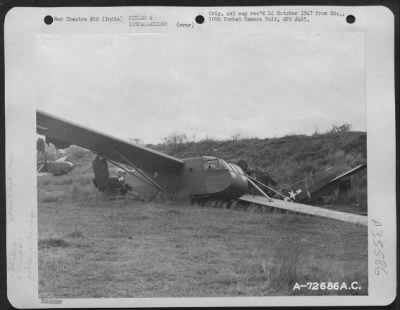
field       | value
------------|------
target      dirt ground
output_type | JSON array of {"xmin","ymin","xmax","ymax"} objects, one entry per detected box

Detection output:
[{"xmin": 38, "ymin": 195, "xmax": 368, "ymax": 298}]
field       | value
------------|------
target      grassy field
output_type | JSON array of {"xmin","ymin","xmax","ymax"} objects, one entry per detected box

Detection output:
[
  {"xmin": 38, "ymin": 194, "xmax": 367, "ymax": 298},
  {"xmin": 38, "ymin": 131, "xmax": 368, "ymax": 298}
]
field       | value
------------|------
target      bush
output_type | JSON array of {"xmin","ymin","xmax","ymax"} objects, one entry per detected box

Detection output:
[{"xmin": 327, "ymin": 123, "xmax": 352, "ymax": 134}]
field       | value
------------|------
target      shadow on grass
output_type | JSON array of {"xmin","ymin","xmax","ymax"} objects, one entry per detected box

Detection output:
[
  {"xmin": 39, "ymin": 229, "xmax": 88, "ymax": 249},
  {"xmin": 39, "ymin": 238, "xmax": 71, "ymax": 249}
]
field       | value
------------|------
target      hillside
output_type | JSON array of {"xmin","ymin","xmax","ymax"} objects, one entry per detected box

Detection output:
[
  {"xmin": 152, "ymin": 130, "xmax": 367, "ymax": 209},
  {"xmin": 154, "ymin": 131, "xmax": 366, "ymax": 182}
]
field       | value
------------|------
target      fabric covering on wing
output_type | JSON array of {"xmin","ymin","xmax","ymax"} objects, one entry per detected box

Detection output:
[
  {"xmin": 36, "ymin": 110, "xmax": 184, "ymax": 174},
  {"xmin": 239, "ymin": 194, "xmax": 367, "ymax": 226}
]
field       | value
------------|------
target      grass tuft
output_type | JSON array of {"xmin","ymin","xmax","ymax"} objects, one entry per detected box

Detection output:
[{"xmin": 65, "ymin": 230, "xmax": 85, "ymax": 239}]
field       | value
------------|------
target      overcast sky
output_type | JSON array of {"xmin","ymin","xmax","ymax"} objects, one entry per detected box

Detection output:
[{"xmin": 34, "ymin": 31, "xmax": 365, "ymax": 144}]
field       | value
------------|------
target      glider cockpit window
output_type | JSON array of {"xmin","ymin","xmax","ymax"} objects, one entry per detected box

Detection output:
[
  {"xmin": 220, "ymin": 160, "xmax": 231, "ymax": 170},
  {"xmin": 222, "ymin": 162, "xmax": 245, "ymax": 175},
  {"xmin": 203, "ymin": 159, "xmax": 218, "ymax": 170},
  {"xmin": 232, "ymin": 164, "xmax": 245, "ymax": 175},
  {"xmin": 230, "ymin": 164, "xmax": 238, "ymax": 173}
]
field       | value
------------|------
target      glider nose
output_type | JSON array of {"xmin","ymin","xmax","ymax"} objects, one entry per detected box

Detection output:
[
  {"xmin": 208, "ymin": 159, "xmax": 248, "ymax": 198},
  {"xmin": 225, "ymin": 171, "xmax": 248, "ymax": 198}
]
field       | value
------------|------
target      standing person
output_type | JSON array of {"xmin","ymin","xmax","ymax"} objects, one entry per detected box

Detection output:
[
  {"xmin": 37, "ymin": 137, "xmax": 45, "ymax": 154},
  {"xmin": 117, "ymin": 169, "xmax": 126, "ymax": 184}
]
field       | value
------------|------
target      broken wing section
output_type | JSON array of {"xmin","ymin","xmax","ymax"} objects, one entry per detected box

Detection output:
[
  {"xmin": 279, "ymin": 164, "xmax": 366, "ymax": 203},
  {"xmin": 239, "ymin": 194, "xmax": 367, "ymax": 226},
  {"xmin": 36, "ymin": 110, "xmax": 184, "ymax": 175},
  {"xmin": 328, "ymin": 164, "xmax": 366, "ymax": 184}
]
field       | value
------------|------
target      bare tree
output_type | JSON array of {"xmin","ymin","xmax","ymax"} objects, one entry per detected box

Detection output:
[
  {"xmin": 129, "ymin": 138, "xmax": 143, "ymax": 145},
  {"xmin": 163, "ymin": 132, "xmax": 188, "ymax": 154},
  {"xmin": 230, "ymin": 132, "xmax": 242, "ymax": 141}
]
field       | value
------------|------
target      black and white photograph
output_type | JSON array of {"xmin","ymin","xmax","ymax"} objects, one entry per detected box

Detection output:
[{"xmin": 4, "ymin": 5, "xmax": 396, "ymax": 307}]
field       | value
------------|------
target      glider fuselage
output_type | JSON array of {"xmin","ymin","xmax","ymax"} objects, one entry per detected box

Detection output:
[
  {"xmin": 179, "ymin": 156, "xmax": 249, "ymax": 199},
  {"xmin": 97, "ymin": 155, "xmax": 249, "ymax": 199}
]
